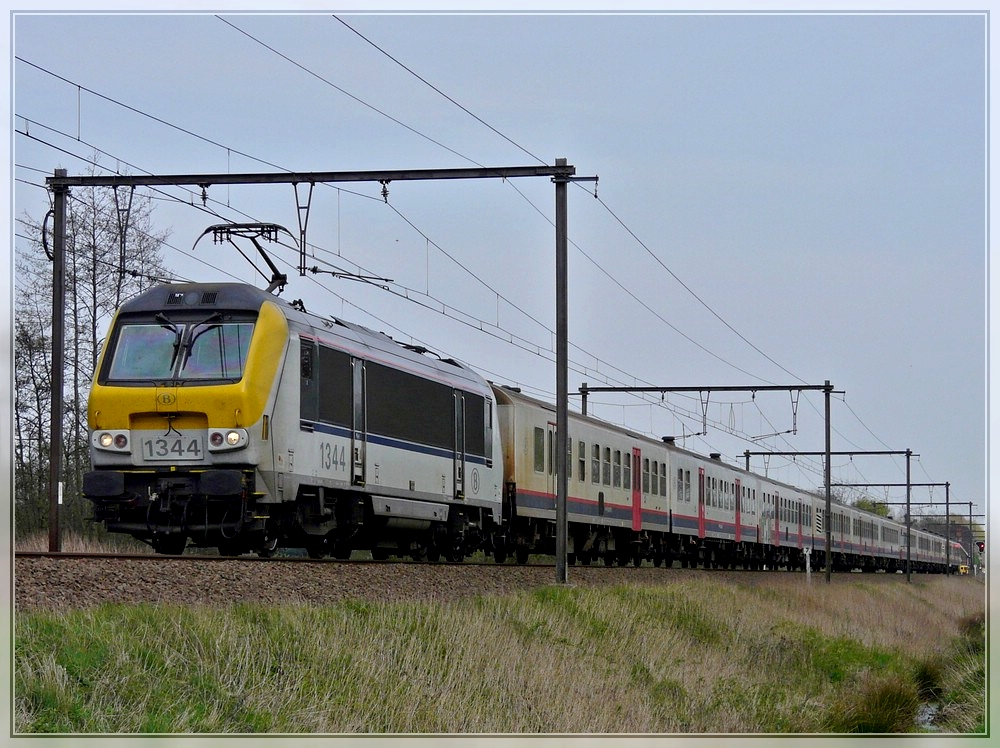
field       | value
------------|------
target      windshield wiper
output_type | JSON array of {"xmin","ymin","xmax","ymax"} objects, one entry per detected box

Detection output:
[
  {"xmin": 180, "ymin": 312, "xmax": 224, "ymax": 372},
  {"xmin": 154, "ymin": 312, "xmax": 182, "ymax": 371}
]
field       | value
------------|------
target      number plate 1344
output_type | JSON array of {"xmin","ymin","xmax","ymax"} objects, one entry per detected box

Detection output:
[{"xmin": 141, "ymin": 433, "xmax": 204, "ymax": 461}]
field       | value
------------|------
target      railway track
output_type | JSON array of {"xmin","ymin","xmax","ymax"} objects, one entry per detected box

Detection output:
[{"xmin": 14, "ymin": 551, "xmax": 916, "ymax": 613}]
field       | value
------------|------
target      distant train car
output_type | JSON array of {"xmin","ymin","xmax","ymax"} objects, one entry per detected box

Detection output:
[
  {"xmin": 492, "ymin": 386, "xmax": 955, "ymax": 574},
  {"xmin": 83, "ymin": 282, "xmax": 503, "ymax": 559}
]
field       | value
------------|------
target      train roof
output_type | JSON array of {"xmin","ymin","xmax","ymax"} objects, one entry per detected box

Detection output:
[{"xmin": 117, "ymin": 282, "xmax": 277, "ymax": 314}]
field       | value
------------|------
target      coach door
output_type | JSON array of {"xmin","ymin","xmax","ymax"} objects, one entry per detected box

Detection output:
[
  {"xmin": 454, "ymin": 393, "xmax": 466, "ymax": 499},
  {"xmin": 351, "ymin": 359, "xmax": 366, "ymax": 486},
  {"xmin": 773, "ymin": 492, "xmax": 781, "ymax": 547},
  {"xmin": 735, "ymin": 479, "xmax": 742, "ymax": 544},
  {"xmin": 631, "ymin": 448, "xmax": 642, "ymax": 531},
  {"xmin": 546, "ymin": 422, "xmax": 558, "ymax": 505},
  {"xmin": 697, "ymin": 467, "xmax": 706, "ymax": 539}
]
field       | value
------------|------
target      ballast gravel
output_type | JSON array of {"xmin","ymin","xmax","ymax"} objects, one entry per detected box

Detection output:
[{"xmin": 13, "ymin": 555, "xmax": 700, "ymax": 611}]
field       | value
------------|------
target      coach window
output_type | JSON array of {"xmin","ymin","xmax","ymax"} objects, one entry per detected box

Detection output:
[
  {"xmin": 366, "ymin": 361, "xmax": 452, "ymax": 449},
  {"xmin": 613, "ymin": 450, "xmax": 622, "ymax": 488},
  {"xmin": 603, "ymin": 447, "xmax": 611, "ymax": 486},
  {"xmin": 463, "ymin": 392, "xmax": 488, "ymax": 462},
  {"xmin": 578, "ymin": 441, "xmax": 586, "ymax": 482},
  {"xmin": 533, "ymin": 427, "xmax": 545, "ymax": 473},
  {"xmin": 651, "ymin": 460, "xmax": 658, "ymax": 494},
  {"xmin": 642, "ymin": 458, "xmax": 650, "ymax": 494},
  {"xmin": 592, "ymin": 444, "xmax": 600, "ymax": 484},
  {"xmin": 623, "ymin": 453, "xmax": 632, "ymax": 493},
  {"xmin": 659, "ymin": 462, "xmax": 667, "ymax": 497},
  {"xmin": 316, "ymin": 345, "xmax": 353, "ymax": 427}
]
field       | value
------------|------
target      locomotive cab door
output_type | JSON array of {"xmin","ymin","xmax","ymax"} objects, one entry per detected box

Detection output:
[{"xmin": 351, "ymin": 359, "xmax": 366, "ymax": 486}]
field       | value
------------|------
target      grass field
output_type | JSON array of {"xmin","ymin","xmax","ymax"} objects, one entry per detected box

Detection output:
[{"xmin": 13, "ymin": 568, "xmax": 986, "ymax": 735}]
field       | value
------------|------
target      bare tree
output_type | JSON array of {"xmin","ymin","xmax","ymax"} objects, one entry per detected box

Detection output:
[{"xmin": 14, "ymin": 161, "xmax": 172, "ymax": 541}]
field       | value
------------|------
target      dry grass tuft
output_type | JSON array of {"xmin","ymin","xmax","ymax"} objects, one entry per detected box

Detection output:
[{"xmin": 822, "ymin": 668, "xmax": 920, "ymax": 733}]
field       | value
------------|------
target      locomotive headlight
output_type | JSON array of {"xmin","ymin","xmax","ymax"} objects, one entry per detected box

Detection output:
[
  {"xmin": 94, "ymin": 430, "xmax": 130, "ymax": 453},
  {"xmin": 208, "ymin": 428, "xmax": 248, "ymax": 452}
]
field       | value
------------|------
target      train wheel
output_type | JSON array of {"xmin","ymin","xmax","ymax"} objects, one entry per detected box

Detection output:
[
  {"xmin": 493, "ymin": 547, "xmax": 508, "ymax": 564},
  {"xmin": 257, "ymin": 536, "xmax": 278, "ymax": 558},
  {"xmin": 152, "ymin": 534, "xmax": 186, "ymax": 555},
  {"xmin": 515, "ymin": 547, "xmax": 530, "ymax": 565},
  {"xmin": 427, "ymin": 546, "xmax": 442, "ymax": 563},
  {"xmin": 632, "ymin": 554, "xmax": 642, "ymax": 568},
  {"xmin": 218, "ymin": 541, "xmax": 244, "ymax": 557},
  {"xmin": 578, "ymin": 551, "xmax": 592, "ymax": 566},
  {"xmin": 306, "ymin": 540, "xmax": 328, "ymax": 559}
]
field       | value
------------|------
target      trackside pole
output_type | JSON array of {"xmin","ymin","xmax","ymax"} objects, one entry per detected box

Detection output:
[
  {"xmin": 48, "ymin": 169, "xmax": 68, "ymax": 552},
  {"xmin": 554, "ymin": 159, "xmax": 569, "ymax": 585}
]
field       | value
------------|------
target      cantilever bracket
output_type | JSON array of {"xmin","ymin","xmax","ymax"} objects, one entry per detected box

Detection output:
[{"xmin": 294, "ymin": 182, "xmax": 314, "ymax": 276}]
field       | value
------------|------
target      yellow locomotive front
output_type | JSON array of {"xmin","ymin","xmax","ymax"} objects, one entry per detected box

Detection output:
[{"xmin": 83, "ymin": 283, "xmax": 287, "ymax": 554}]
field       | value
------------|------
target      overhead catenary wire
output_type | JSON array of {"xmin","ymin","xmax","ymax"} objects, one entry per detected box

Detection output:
[{"xmin": 327, "ymin": 14, "xmax": 803, "ymax": 385}]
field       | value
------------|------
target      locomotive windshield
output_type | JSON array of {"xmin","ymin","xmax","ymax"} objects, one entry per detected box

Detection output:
[{"xmin": 105, "ymin": 316, "xmax": 254, "ymax": 383}]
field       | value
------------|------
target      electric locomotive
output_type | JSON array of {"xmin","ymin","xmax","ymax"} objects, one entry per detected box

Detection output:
[{"xmin": 83, "ymin": 282, "xmax": 504, "ymax": 559}]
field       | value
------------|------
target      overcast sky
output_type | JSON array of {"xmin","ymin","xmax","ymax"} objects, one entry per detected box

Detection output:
[{"xmin": 6, "ymin": 4, "xmax": 991, "ymax": 529}]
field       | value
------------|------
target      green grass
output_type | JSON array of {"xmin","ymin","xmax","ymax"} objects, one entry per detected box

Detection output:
[{"xmin": 14, "ymin": 575, "xmax": 986, "ymax": 734}]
